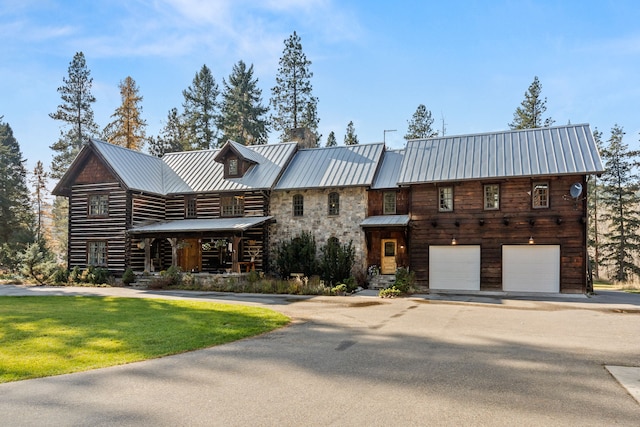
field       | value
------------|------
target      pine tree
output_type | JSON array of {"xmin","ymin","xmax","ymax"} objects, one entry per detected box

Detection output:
[
  {"xmin": 325, "ymin": 131, "xmax": 337, "ymax": 147},
  {"xmin": 587, "ymin": 128, "xmax": 604, "ymax": 279},
  {"xmin": 182, "ymin": 64, "xmax": 220, "ymax": 150},
  {"xmin": 344, "ymin": 121, "xmax": 359, "ymax": 145},
  {"xmin": 29, "ymin": 161, "xmax": 49, "ymax": 244},
  {"xmin": 219, "ymin": 61, "xmax": 269, "ymax": 145},
  {"xmin": 49, "ymin": 196, "xmax": 68, "ymax": 265},
  {"xmin": 103, "ymin": 76, "xmax": 147, "ymax": 150},
  {"xmin": 0, "ymin": 118, "xmax": 35, "ymax": 270},
  {"xmin": 148, "ymin": 108, "xmax": 189, "ymax": 156},
  {"xmin": 509, "ymin": 76, "xmax": 554, "ymax": 130},
  {"xmin": 270, "ymin": 31, "xmax": 319, "ymax": 143},
  {"xmin": 599, "ymin": 125, "xmax": 640, "ymax": 281},
  {"xmin": 405, "ymin": 104, "xmax": 438, "ymax": 139},
  {"xmin": 49, "ymin": 52, "xmax": 100, "ymax": 178}
]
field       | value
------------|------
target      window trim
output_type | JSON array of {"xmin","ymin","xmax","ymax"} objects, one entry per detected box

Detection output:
[
  {"xmin": 483, "ymin": 184, "xmax": 500, "ymax": 210},
  {"xmin": 87, "ymin": 240, "xmax": 108, "ymax": 267},
  {"xmin": 221, "ymin": 195, "xmax": 244, "ymax": 217},
  {"xmin": 532, "ymin": 181, "xmax": 550, "ymax": 209},
  {"xmin": 293, "ymin": 194, "xmax": 304, "ymax": 217},
  {"xmin": 185, "ymin": 195, "xmax": 197, "ymax": 218},
  {"xmin": 328, "ymin": 192, "xmax": 340, "ymax": 216},
  {"xmin": 438, "ymin": 186, "xmax": 453, "ymax": 212},
  {"xmin": 228, "ymin": 158, "xmax": 239, "ymax": 177},
  {"xmin": 383, "ymin": 191, "xmax": 397, "ymax": 215},
  {"xmin": 88, "ymin": 193, "xmax": 109, "ymax": 218}
]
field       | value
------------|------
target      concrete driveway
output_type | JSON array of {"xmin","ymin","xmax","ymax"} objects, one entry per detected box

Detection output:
[{"xmin": 1, "ymin": 285, "xmax": 639, "ymax": 426}]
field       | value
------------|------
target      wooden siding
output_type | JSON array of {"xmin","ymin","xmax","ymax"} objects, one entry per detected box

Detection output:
[
  {"xmin": 129, "ymin": 193, "xmax": 167, "ymax": 272},
  {"xmin": 409, "ymin": 175, "xmax": 588, "ymax": 293},
  {"xmin": 75, "ymin": 154, "xmax": 117, "ymax": 184},
  {"xmin": 166, "ymin": 191, "xmax": 267, "ymax": 220},
  {"xmin": 69, "ymin": 182, "xmax": 127, "ymax": 273},
  {"xmin": 367, "ymin": 188, "xmax": 410, "ymax": 216}
]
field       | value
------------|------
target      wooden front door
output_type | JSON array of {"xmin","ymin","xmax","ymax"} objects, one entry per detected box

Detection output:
[
  {"xmin": 178, "ymin": 239, "xmax": 201, "ymax": 272},
  {"xmin": 381, "ymin": 239, "xmax": 397, "ymax": 274}
]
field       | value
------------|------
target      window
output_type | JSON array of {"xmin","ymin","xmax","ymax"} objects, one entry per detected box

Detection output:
[
  {"xmin": 293, "ymin": 194, "xmax": 304, "ymax": 217},
  {"xmin": 328, "ymin": 192, "xmax": 339, "ymax": 215},
  {"xmin": 185, "ymin": 195, "xmax": 197, "ymax": 218},
  {"xmin": 484, "ymin": 184, "xmax": 500, "ymax": 210},
  {"xmin": 221, "ymin": 195, "xmax": 244, "ymax": 217},
  {"xmin": 383, "ymin": 192, "xmax": 397, "ymax": 215},
  {"xmin": 88, "ymin": 194, "xmax": 109, "ymax": 217},
  {"xmin": 228, "ymin": 158, "xmax": 239, "ymax": 176},
  {"xmin": 439, "ymin": 187, "xmax": 453, "ymax": 212},
  {"xmin": 532, "ymin": 182, "xmax": 549, "ymax": 208},
  {"xmin": 87, "ymin": 241, "xmax": 107, "ymax": 266}
]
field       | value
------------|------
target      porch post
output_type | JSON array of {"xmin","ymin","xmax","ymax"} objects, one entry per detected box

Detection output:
[
  {"xmin": 168, "ymin": 238, "xmax": 178, "ymax": 267},
  {"xmin": 232, "ymin": 236, "xmax": 242, "ymax": 273},
  {"xmin": 143, "ymin": 238, "xmax": 152, "ymax": 272}
]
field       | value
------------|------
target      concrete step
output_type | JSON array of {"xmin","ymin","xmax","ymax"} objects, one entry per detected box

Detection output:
[{"xmin": 369, "ymin": 274, "xmax": 396, "ymax": 290}]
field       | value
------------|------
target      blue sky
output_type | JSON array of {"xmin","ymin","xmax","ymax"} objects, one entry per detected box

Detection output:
[{"xmin": 2, "ymin": 0, "xmax": 640, "ymax": 173}]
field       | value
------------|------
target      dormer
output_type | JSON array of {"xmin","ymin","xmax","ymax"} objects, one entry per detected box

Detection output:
[{"xmin": 214, "ymin": 140, "xmax": 261, "ymax": 179}]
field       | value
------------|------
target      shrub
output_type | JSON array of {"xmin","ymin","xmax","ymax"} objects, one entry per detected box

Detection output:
[
  {"xmin": 51, "ymin": 266, "xmax": 69, "ymax": 284},
  {"xmin": 393, "ymin": 267, "xmax": 415, "ymax": 294},
  {"xmin": 379, "ymin": 286, "xmax": 401, "ymax": 298},
  {"xmin": 318, "ymin": 237, "xmax": 355, "ymax": 287},
  {"xmin": 331, "ymin": 283, "xmax": 348, "ymax": 295},
  {"xmin": 69, "ymin": 266, "xmax": 82, "ymax": 284},
  {"xmin": 150, "ymin": 265, "xmax": 183, "ymax": 288},
  {"xmin": 18, "ymin": 243, "xmax": 57, "ymax": 285},
  {"xmin": 122, "ymin": 268, "xmax": 136, "ymax": 285},
  {"xmin": 274, "ymin": 231, "xmax": 318, "ymax": 278}
]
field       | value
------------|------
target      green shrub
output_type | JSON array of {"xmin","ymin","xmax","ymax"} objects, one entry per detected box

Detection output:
[
  {"xmin": 331, "ymin": 283, "xmax": 348, "ymax": 295},
  {"xmin": 69, "ymin": 266, "xmax": 82, "ymax": 284},
  {"xmin": 51, "ymin": 266, "xmax": 69, "ymax": 284},
  {"xmin": 318, "ymin": 237, "xmax": 355, "ymax": 287},
  {"xmin": 379, "ymin": 286, "xmax": 401, "ymax": 298},
  {"xmin": 18, "ymin": 243, "xmax": 57, "ymax": 285},
  {"xmin": 274, "ymin": 231, "xmax": 318, "ymax": 278},
  {"xmin": 393, "ymin": 267, "xmax": 415, "ymax": 294},
  {"xmin": 122, "ymin": 268, "xmax": 136, "ymax": 285}
]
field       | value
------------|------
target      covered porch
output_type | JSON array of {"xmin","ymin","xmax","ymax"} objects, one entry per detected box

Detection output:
[{"xmin": 128, "ymin": 216, "xmax": 273, "ymax": 274}]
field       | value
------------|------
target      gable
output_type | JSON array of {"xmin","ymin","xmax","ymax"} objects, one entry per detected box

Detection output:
[{"xmin": 75, "ymin": 152, "xmax": 116, "ymax": 184}]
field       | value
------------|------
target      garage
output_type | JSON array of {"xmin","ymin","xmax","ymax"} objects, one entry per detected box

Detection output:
[
  {"xmin": 502, "ymin": 245, "xmax": 560, "ymax": 293},
  {"xmin": 429, "ymin": 245, "xmax": 480, "ymax": 291}
]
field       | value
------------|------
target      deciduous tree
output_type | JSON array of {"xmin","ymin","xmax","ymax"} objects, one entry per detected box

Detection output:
[
  {"xmin": 509, "ymin": 76, "xmax": 554, "ymax": 130},
  {"xmin": 103, "ymin": 76, "xmax": 147, "ymax": 150},
  {"xmin": 219, "ymin": 61, "xmax": 269, "ymax": 145},
  {"xmin": 270, "ymin": 31, "xmax": 319, "ymax": 143},
  {"xmin": 49, "ymin": 52, "xmax": 100, "ymax": 178}
]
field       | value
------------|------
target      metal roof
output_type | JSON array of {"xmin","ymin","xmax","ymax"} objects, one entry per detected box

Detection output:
[
  {"xmin": 360, "ymin": 214, "xmax": 410, "ymax": 227},
  {"xmin": 274, "ymin": 143, "xmax": 385, "ymax": 190},
  {"xmin": 398, "ymin": 124, "xmax": 605, "ymax": 185},
  {"xmin": 129, "ymin": 216, "xmax": 273, "ymax": 234},
  {"xmin": 372, "ymin": 149, "xmax": 404, "ymax": 189}
]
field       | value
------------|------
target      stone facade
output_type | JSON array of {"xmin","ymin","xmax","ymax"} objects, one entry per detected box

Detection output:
[{"xmin": 269, "ymin": 187, "xmax": 368, "ymax": 272}]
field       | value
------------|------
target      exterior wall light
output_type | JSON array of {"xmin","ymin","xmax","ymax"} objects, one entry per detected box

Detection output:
[
  {"xmin": 528, "ymin": 236, "xmax": 535, "ymax": 245},
  {"xmin": 451, "ymin": 237, "xmax": 457, "ymax": 246}
]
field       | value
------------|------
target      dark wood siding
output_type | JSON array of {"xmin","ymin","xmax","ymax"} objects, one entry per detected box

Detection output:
[
  {"xmin": 69, "ymin": 182, "xmax": 127, "ymax": 274},
  {"xmin": 367, "ymin": 188, "xmax": 410, "ymax": 216},
  {"xmin": 409, "ymin": 175, "xmax": 587, "ymax": 293},
  {"xmin": 129, "ymin": 193, "xmax": 167, "ymax": 272}
]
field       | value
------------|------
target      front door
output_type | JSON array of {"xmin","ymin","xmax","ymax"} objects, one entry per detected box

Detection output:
[
  {"xmin": 381, "ymin": 239, "xmax": 397, "ymax": 274},
  {"xmin": 178, "ymin": 238, "xmax": 201, "ymax": 272}
]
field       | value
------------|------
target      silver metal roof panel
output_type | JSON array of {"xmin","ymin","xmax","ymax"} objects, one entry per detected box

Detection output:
[
  {"xmin": 398, "ymin": 124, "xmax": 604, "ymax": 184},
  {"xmin": 129, "ymin": 216, "xmax": 273, "ymax": 233},
  {"xmin": 372, "ymin": 149, "xmax": 404, "ymax": 189},
  {"xmin": 360, "ymin": 214, "xmax": 410, "ymax": 227},
  {"xmin": 275, "ymin": 143, "xmax": 385, "ymax": 190}
]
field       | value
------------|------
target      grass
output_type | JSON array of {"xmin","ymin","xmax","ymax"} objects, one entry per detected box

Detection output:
[
  {"xmin": 0, "ymin": 296, "xmax": 289, "ymax": 383},
  {"xmin": 593, "ymin": 279, "xmax": 640, "ymax": 294}
]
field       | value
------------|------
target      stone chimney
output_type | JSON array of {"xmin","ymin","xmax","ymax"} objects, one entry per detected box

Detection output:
[{"xmin": 287, "ymin": 127, "xmax": 318, "ymax": 148}]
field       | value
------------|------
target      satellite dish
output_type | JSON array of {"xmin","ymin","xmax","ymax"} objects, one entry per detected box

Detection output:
[{"xmin": 569, "ymin": 182, "xmax": 583, "ymax": 199}]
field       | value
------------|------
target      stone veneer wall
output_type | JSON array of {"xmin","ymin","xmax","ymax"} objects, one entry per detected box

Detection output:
[{"xmin": 269, "ymin": 187, "xmax": 367, "ymax": 273}]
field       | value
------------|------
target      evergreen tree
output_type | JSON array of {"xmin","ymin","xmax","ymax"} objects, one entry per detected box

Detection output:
[
  {"xmin": 325, "ymin": 131, "xmax": 337, "ymax": 147},
  {"xmin": 219, "ymin": 61, "xmax": 269, "ymax": 145},
  {"xmin": 49, "ymin": 196, "xmax": 68, "ymax": 266},
  {"xmin": 0, "ymin": 119, "xmax": 35, "ymax": 270},
  {"xmin": 344, "ymin": 121, "xmax": 359, "ymax": 145},
  {"xmin": 148, "ymin": 108, "xmax": 189, "ymax": 156},
  {"xmin": 587, "ymin": 128, "xmax": 604, "ymax": 279},
  {"xmin": 103, "ymin": 76, "xmax": 147, "ymax": 150},
  {"xmin": 405, "ymin": 104, "xmax": 438, "ymax": 139},
  {"xmin": 509, "ymin": 76, "xmax": 554, "ymax": 130},
  {"xmin": 29, "ymin": 161, "xmax": 49, "ymax": 244},
  {"xmin": 49, "ymin": 52, "xmax": 100, "ymax": 178},
  {"xmin": 599, "ymin": 125, "xmax": 640, "ymax": 281},
  {"xmin": 270, "ymin": 31, "xmax": 319, "ymax": 143},
  {"xmin": 182, "ymin": 64, "xmax": 220, "ymax": 150}
]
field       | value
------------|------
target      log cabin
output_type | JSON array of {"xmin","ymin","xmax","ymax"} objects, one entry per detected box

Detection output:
[
  {"xmin": 397, "ymin": 123, "xmax": 604, "ymax": 293},
  {"xmin": 52, "ymin": 139, "xmax": 298, "ymax": 275}
]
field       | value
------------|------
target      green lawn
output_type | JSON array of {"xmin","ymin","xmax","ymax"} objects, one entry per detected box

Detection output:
[{"xmin": 0, "ymin": 296, "xmax": 289, "ymax": 383}]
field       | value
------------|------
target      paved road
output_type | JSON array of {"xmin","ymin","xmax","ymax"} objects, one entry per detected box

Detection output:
[{"xmin": 1, "ymin": 285, "xmax": 639, "ymax": 426}]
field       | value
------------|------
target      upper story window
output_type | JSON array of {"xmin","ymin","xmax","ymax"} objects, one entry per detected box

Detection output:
[
  {"xmin": 293, "ymin": 194, "xmax": 304, "ymax": 217},
  {"xmin": 88, "ymin": 194, "xmax": 109, "ymax": 217},
  {"xmin": 328, "ymin": 192, "xmax": 339, "ymax": 216},
  {"xmin": 228, "ymin": 158, "xmax": 239, "ymax": 176},
  {"xmin": 439, "ymin": 187, "xmax": 453, "ymax": 212},
  {"xmin": 484, "ymin": 184, "xmax": 500, "ymax": 210},
  {"xmin": 185, "ymin": 195, "xmax": 197, "ymax": 218},
  {"xmin": 383, "ymin": 191, "xmax": 397, "ymax": 215},
  {"xmin": 87, "ymin": 241, "xmax": 107, "ymax": 266},
  {"xmin": 221, "ymin": 195, "xmax": 244, "ymax": 217},
  {"xmin": 532, "ymin": 182, "xmax": 549, "ymax": 208}
]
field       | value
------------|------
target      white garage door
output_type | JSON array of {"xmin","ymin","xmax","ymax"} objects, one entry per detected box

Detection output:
[
  {"xmin": 503, "ymin": 245, "xmax": 560, "ymax": 293},
  {"xmin": 429, "ymin": 246, "xmax": 480, "ymax": 291}
]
